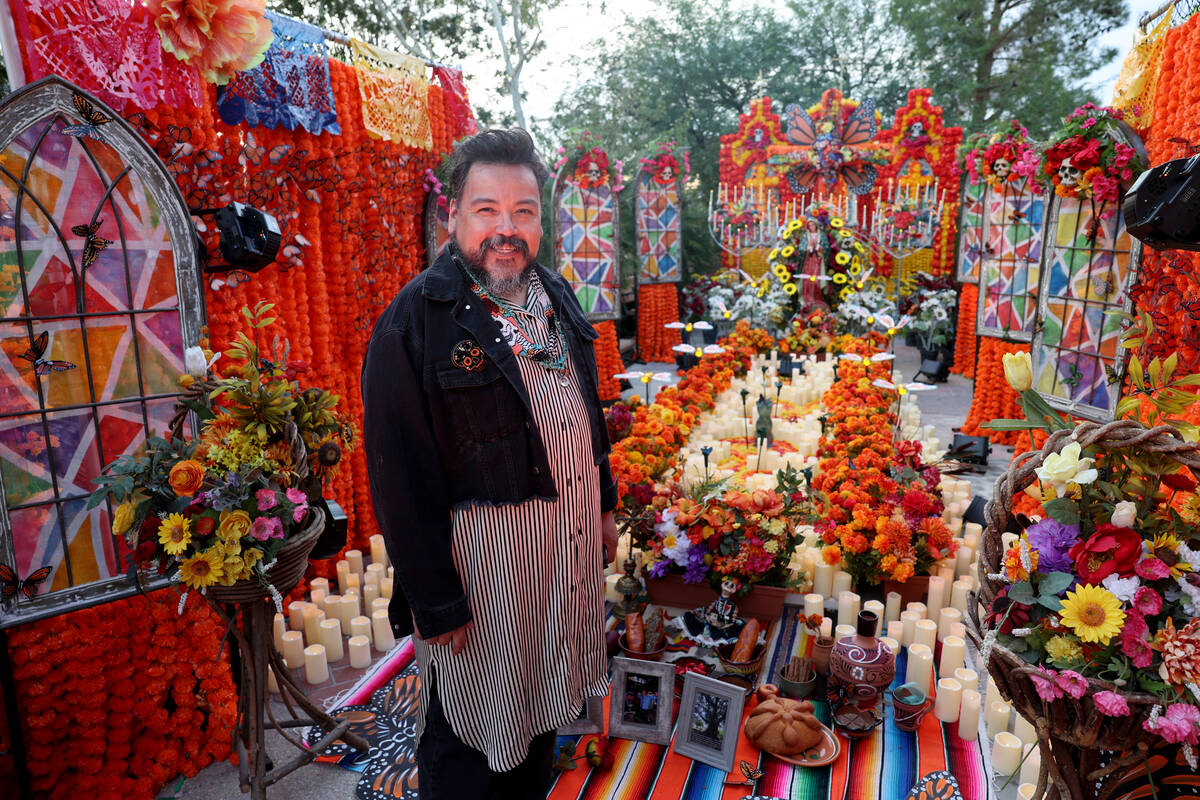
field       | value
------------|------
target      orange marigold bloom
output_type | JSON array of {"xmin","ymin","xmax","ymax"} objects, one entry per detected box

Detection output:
[{"xmin": 822, "ymin": 545, "xmax": 843, "ymax": 565}]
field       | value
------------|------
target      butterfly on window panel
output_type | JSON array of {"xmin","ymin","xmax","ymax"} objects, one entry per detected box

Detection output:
[
  {"xmin": 71, "ymin": 220, "xmax": 112, "ymax": 271},
  {"xmin": 61, "ymin": 93, "xmax": 112, "ymax": 142},
  {"xmin": 0, "ymin": 564, "xmax": 53, "ymax": 600},
  {"xmin": 18, "ymin": 330, "xmax": 76, "ymax": 375}
]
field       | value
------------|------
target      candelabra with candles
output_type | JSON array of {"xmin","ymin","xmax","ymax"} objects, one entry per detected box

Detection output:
[
  {"xmin": 707, "ymin": 184, "xmax": 794, "ymax": 267},
  {"xmin": 863, "ymin": 177, "xmax": 946, "ymax": 260}
]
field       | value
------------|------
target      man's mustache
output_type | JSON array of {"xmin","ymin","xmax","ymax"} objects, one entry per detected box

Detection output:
[{"xmin": 477, "ymin": 235, "xmax": 530, "ymax": 258}]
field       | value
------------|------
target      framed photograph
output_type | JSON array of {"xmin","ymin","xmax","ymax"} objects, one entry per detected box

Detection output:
[
  {"xmin": 672, "ymin": 672, "xmax": 746, "ymax": 772},
  {"xmin": 558, "ymin": 695, "xmax": 604, "ymax": 735},
  {"xmin": 608, "ymin": 656, "xmax": 676, "ymax": 745}
]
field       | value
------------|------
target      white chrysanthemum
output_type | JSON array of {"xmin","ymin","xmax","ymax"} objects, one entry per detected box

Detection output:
[{"xmin": 1101, "ymin": 573, "xmax": 1140, "ymax": 603}]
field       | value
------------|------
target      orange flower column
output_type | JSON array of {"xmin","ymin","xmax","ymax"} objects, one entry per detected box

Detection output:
[
  {"xmin": 637, "ymin": 283, "xmax": 681, "ymax": 362},
  {"xmin": 951, "ymin": 283, "xmax": 978, "ymax": 379},
  {"xmin": 593, "ymin": 320, "xmax": 623, "ymax": 402},
  {"xmin": 960, "ymin": 337, "xmax": 1030, "ymax": 446}
]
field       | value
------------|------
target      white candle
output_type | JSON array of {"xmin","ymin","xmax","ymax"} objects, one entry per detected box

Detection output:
[
  {"xmin": 302, "ymin": 606, "xmax": 325, "ymax": 645},
  {"xmin": 985, "ymin": 675, "xmax": 1000, "ymax": 705},
  {"xmin": 957, "ymin": 689, "xmax": 981, "ymax": 739},
  {"xmin": 605, "ymin": 574, "xmax": 622, "ymax": 603},
  {"xmin": 938, "ymin": 607, "xmax": 962, "ymax": 641},
  {"xmin": 880, "ymin": 636, "xmax": 899, "ymax": 654},
  {"xmin": 369, "ymin": 534, "xmax": 388, "ymax": 568},
  {"xmin": 345, "ymin": 573, "xmax": 361, "ymax": 593},
  {"xmin": 820, "ymin": 616, "xmax": 833, "ymax": 637},
  {"xmin": 281, "ymin": 631, "xmax": 305, "ymax": 669},
  {"xmin": 936, "ymin": 565, "xmax": 955, "ymax": 605},
  {"xmin": 887, "ymin": 620, "xmax": 903, "ymax": 642},
  {"xmin": 366, "ymin": 562, "xmax": 385, "ymax": 583},
  {"xmin": 950, "ymin": 579, "xmax": 971, "ymax": 613},
  {"xmin": 349, "ymin": 615, "xmax": 372, "ymax": 644},
  {"xmin": 926, "ymin": 576, "xmax": 945, "ymax": 621},
  {"xmin": 934, "ymin": 677, "xmax": 962, "ymax": 722},
  {"xmin": 1020, "ymin": 744, "xmax": 1042, "ymax": 786},
  {"xmin": 309, "ymin": 577, "xmax": 330, "ymax": 595},
  {"xmin": 906, "ymin": 601, "xmax": 927, "ymax": 619},
  {"xmin": 913, "ymin": 619, "xmax": 938, "ymax": 651},
  {"xmin": 318, "ymin": 618, "xmax": 344, "ymax": 662},
  {"xmin": 906, "ymin": 644, "xmax": 933, "ymax": 690},
  {"xmin": 1001, "ymin": 532, "xmax": 1018, "ymax": 553},
  {"xmin": 955, "ymin": 543, "xmax": 973, "ymax": 578},
  {"xmin": 348, "ymin": 634, "xmax": 373, "ymax": 668},
  {"xmin": 939, "ymin": 635, "xmax": 965, "ymax": 675},
  {"xmin": 1012, "ymin": 713, "xmax": 1037, "ymax": 746},
  {"xmin": 273, "ymin": 613, "xmax": 286, "ymax": 652},
  {"xmin": 304, "ymin": 644, "xmax": 329, "ymax": 685},
  {"xmin": 372, "ymin": 610, "xmax": 397, "ymax": 652},
  {"xmin": 900, "ymin": 610, "xmax": 920, "ymax": 647},
  {"xmin": 288, "ymin": 601, "xmax": 309, "ymax": 631},
  {"xmin": 381, "ymin": 577, "xmax": 394, "ymax": 599},
  {"xmin": 863, "ymin": 601, "xmax": 884, "ymax": 635},
  {"xmin": 339, "ymin": 594, "xmax": 360, "ymax": 628},
  {"xmin": 364, "ymin": 581, "xmax": 381, "ymax": 609},
  {"xmin": 804, "ymin": 593, "xmax": 824, "ymax": 619},
  {"xmin": 1017, "ymin": 784, "xmax": 1036, "ymax": 800},
  {"xmin": 953, "ymin": 667, "xmax": 978, "ymax": 691},
  {"xmin": 992, "ymin": 731, "xmax": 1023, "ymax": 775},
  {"xmin": 267, "ymin": 668, "xmax": 279, "ymax": 695},
  {"xmin": 322, "ymin": 593, "xmax": 342, "ymax": 618},
  {"xmin": 885, "ymin": 591, "xmax": 902, "ymax": 623},
  {"xmin": 950, "ymin": 622, "xmax": 967, "ymax": 640},
  {"xmin": 986, "ymin": 699, "xmax": 1011, "ymax": 738},
  {"xmin": 832, "ymin": 570, "xmax": 852, "ymax": 597},
  {"xmin": 336, "ymin": 560, "xmax": 351, "ymax": 593},
  {"xmin": 309, "ymin": 587, "xmax": 326, "ymax": 609},
  {"xmin": 813, "ymin": 563, "xmax": 834, "ymax": 598},
  {"xmin": 346, "ymin": 549, "xmax": 364, "ymax": 578},
  {"xmin": 371, "ymin": 597, "xmax": 390, "ymax": 615},
  {"xmin": 837, "ymin": 591, "xmax": 861, "ymax": 629}
]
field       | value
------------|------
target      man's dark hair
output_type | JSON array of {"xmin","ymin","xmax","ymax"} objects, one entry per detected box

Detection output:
[{"xmin": 448, "ymin": 128, "xmax": 549, "ymax": 200}]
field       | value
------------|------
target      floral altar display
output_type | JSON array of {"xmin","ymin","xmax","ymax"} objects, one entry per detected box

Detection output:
[{"xmin": 971, "ymin": 348, "xmax": 1200, "ymax": 800}]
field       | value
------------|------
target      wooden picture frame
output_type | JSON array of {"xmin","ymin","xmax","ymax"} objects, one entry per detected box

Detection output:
[
  {"xmin": 558, "ymin": 695, "xmax": 604, "ymax": 735},
  {"xmin": 608, "ymin": 656, "xmax": 676, "ymax": 745},
  {"xmin": 672, "ymin": 672, "xmax": 746, "ymax": 772}
]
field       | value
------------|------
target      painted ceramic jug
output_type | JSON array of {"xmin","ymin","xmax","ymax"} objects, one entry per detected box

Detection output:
[{"xmin": 828, "ymin": 610, "xmax": 895, "ymax": 712}]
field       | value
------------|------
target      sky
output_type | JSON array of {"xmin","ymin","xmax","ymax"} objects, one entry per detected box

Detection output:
[{"xmin": 460, "ymin": 0, "xmax": 1171, "ymax": 134}]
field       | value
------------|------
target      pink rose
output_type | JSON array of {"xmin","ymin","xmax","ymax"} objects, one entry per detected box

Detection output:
[
  {"xmin": 1145, "ymin": 703, "xmax": 1200, "ymax": 745},
  {"xmin": 292, "ymin": 504, "xmax": 309, "ymax": 524},
  {"xmin": 256, "ymin": 489, "xmax": 278, "ymax": 511},
  {"xmin": 1055, "ymin": 670, "xmax": 1088, "ymax": 699},
  {"xmin": 1136, "ymin": 558, "xmax": 1171, "ymax": 581},
  {"xmin": 1094, "ymin": 691, "xmax": 1130, "ymax": 717},
  {"xmin": 1133, "ymin": 586, "xmax": 1163, "ymax": 616},
  {"xmin": 285, "ymin": 487, "xmax": 307, "ymax": 504},
  {"xmin": 1121, "ymin": 613, "xmax": 1155, "ymax": 668},
  {"xmin": 251, "ymin": 516, "xmax": 283, "ymax": 541},
  {"xmin": 1030, "ymin": 669, "xmax": 1063, "ymax": 702}
]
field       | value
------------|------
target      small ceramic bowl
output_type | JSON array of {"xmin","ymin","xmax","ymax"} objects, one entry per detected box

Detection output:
[
  {"xmin": 776, "ymin": 665, "xmax": 816, "ymax": 698},
  {"xmin": 619, "ymin": 633, "xmax": 666, "ymax": 661},
  {"xmin": 716, "ymin": 643, "xmax": 766, "ymax": 678}
]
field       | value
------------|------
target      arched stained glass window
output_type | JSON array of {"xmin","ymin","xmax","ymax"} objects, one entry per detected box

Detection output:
[
  {"xmin": 0, "ymin": 77, "xmax": 203, "ymax": 627},
  {"xmin": 976, "ymin": 182, "xmax": 1046, "ymax": 340}
]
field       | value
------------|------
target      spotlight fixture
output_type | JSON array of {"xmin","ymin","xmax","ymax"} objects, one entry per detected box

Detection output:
[
  {"xmin": 950, "ymin": 433, "xmax": 991, "ymax": 467},
  {"xmin": 1123, "ymin": 154, "xmax": 1200, "ymax": 251},
  {"xmin": 190, "ymin": 202, "xmax": 282, "ymax": 272}
]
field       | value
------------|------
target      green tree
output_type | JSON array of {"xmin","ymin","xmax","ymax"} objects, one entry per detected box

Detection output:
[{"xmin": 888, "ymin": 0, "xmax": 1127, "ymax": 136}]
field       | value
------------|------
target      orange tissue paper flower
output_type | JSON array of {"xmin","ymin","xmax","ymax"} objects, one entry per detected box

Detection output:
[{"xmin": 147, "ymin": 0, "xmax": 274, "ymax": 85}]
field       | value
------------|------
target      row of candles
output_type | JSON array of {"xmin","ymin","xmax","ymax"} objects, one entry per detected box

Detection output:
[{"xmin": 273, "ymin": 534, "xmax": 396, "ymax": 686}]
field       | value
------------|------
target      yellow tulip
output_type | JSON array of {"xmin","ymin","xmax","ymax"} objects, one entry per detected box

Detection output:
[{"xmin": 1001, "ymin": 351, "xmax": 1033, "ymax": 392}]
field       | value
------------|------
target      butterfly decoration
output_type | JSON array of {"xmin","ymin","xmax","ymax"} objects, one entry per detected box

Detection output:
[
  {"xmin": 71, "ymin": 220, "xmax": 112, "ymax": 271},
  {"xmin": 18, "ymin": 331, "xmax": 76, "ymax": 375},
  {"xmin": 872, "ymin": 379, "xmax": 936, "ymax": 397},
  {"xmin": 0, "ymin": 564, "xmax": 53, "ymax": 600},
  {"xmin": 1168, "ymin": 136, "xmax": 1200, "ymax": 157},
  {"xmin": 614, "ymin": 370, "xmax": 674, "ymax": 383},
  {"xmin": 672, "ymin": 343, "xmax": 726, "ymax": 357},
  {"xmin": 1008, "ymin": 209, "xmax": 1027, "ymax": 225},
  {"xmin": 209, "ymin": 270, "xmax": 253, "ymax": 291},
  {"xmin": 725, "ymin": 758, "xmax": 766, "ymax": 786},
  {"xmin": 906, "ymin": 770, "xmax": 963, "ymax": 800},
  {"xmin": 840, "ymin": 352, "xmax": 895, "ymax": 363},
  {"xmin": 780, "ymin": 98, "xmax": 879, "ymax": 195},
  {"xmin": 1105, "ymin": 363, "xmax": 1122, "ymax": 385},
  {"xmin": 61, "ymin": 93, "xmax": 112, "ymax": 142},
  {"xmin": 874, "ymin": 312, "xmax": 912, "ymax": 336},
  {"xmin": 1084, "ymin": 215, "xmax": 1105, "ymax": 245}
]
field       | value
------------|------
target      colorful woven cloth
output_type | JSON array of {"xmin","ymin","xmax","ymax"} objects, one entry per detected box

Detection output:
[
  {"xmin": 350, "ymin": 39, "xmax": 433, "ymax": 150},
  {"xmin": 556, "ymin": 179, "xmax": 618, "ymax": 320},
  {"xmin": 216, "ymin": 11, "xmax": 339, "ymax": 134}
]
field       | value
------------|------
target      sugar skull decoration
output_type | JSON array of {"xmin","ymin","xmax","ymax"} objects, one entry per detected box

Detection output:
[
  {"xmin": 979, "ymin": 120, "xmax": 1039, "ymax": 191},
  {"xmin": 574, "ymin": 147, "xmax": 610, "ymax": 188},
  {"xmin": 641, "ymin": 142, "xmax": 689, "ymax": 186},
  {"xmin": 1041, "ymin": 104, "xmax": 1145, "ymax": 204}
]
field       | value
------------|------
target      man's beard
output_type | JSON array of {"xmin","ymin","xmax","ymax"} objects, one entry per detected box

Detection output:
[{"xmin": 458, "ymin": 234, "xmax": 535, "ymax": 297}]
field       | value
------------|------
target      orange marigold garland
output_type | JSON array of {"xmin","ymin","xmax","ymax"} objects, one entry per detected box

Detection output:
[
  {"xmin": 593, "ymin": 320, "xmax": 623, "ymax": 401},
  {"xmin": 960, "ymin": 337, "xmax": 1028, "ymax": 445},
  {"xmin": 637, "ymin": 282, "xmax": 681, "ymax": 362},
  {"xmin": 951, "ymin": 283, "xmax": 978, "ymax": 378}
]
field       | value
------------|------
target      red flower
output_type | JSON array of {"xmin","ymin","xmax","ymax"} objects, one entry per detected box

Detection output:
[
  {"xmin": 1162, "ymin": 470, "xmax": 1197, "ymax": 492},
  {"xmin": 1067, "ymin": 524, "xmax": 1142, "ymax": 583},
  {"xmin": 901, "ymin": 489, "xmax": 933, "ymax": 517}
]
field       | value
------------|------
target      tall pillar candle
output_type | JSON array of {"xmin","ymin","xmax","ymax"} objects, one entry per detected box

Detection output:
[
  {"xmin": 906, "ymin": 643, "xmax": 933, "ymax": 690},
  {"xmin": 820, "ymin": 617, "xmax": 833, "ymax": 637},
  {"xmin": 1020, "ymin": 744, "xmax": 1042, "ymax": 786},
  {"xmin": 804, "ymin": 593, "xmax": 824, "ymax": 619},
  {"xmin": 302, "ymin": 606, "xmax": 325, "ymax": 645},
  {"xmin": 938, "ymin": 607, "xmax": 962, "ymax": 641},
  {"xmin": 836, "ymin": 591, "xmax": 860, "ymax": 629},
  {"xmin": 318, "ymin": 618, "xmax": 344, "ymax": 662},
  {"xmin": 309, "ymin": 577, "xmax": 329, "ymax": 596},
  {"xmin": 281, "ymin": 631, "xmax": 305, "ymax": 670},
  {"xmin": 604, "ymin": 574, "xmax": 621, "ymax": 603},
  {"xmin": 309, "ymin": 588, "xmax": 326, "ymax": 609},
  {"xmin": 288, "ymin": 601, "xmax": 308, "ymax": 631},
  {"xmin": 950, "ymin": 579, "xmax": 971, "ymax": 614},
  {"xmin": 381, "ymin": 576, "xmax": 394, "ymax": 599},
  {"xmin": 372, "ymin": 609, "xmax": 397, "ymax": 652},
  {"xmin": 348, "ymin": 635, "xmax": 373, "ymax": 668},
  {"xmin": 364, "ymin": 581, "xmax": 381, "ymax": 609},
  {"xmin": 345, "ymin": 573, "xmax": 361, "ymax": 594},
  {"xmin": 273, "ymin": 613, "xmax": 287, "ymax": 652},
  {"xmin": 812, "ymin": 562, "xmax": 834, "ymax": 599},
  {"xmin": 955, "ymin": 542, "xmax": 973, "ymax": 577},
  {"xmin": 957, "ymin": 689, "xmax": 981, "ymax": 740},
  {"xmin": 369, "ymin": 534, "xmax": 388, "ymax": 568},
  {"xmin": 964, "ymin": 521, "xmax": 982, "ymax": 542},
  {"xmin": 1012, "ymin": 713, "xmax": 1037, "ymax": 746},
  {"xmin": 304, "ymin": 644, "xmax": 329, "ymax": 685},
  {"xmin": 906, "ymin": 601, "xmax": 927, "ymax": 619},
  {"xmin": 949, "ymin": 622, "xmax": 967, "ymax": 641},
  {"xmin": 953, "ymin": 667, "xmax": 978, "ymax": 691},
  {"xmin": 349, "ymin": 615, "xmax": 372, "ymax": 645},
  {"xmin": 992, "ymin": 732, "xmax": 1023, "ymax": 775},
  {"xmin": 985, "ymin": 699, "xmax": 1011, "ymax": 738},
  {"xmin": 934, "ymin": 678, "xmax": 962, "ymax": 723},
  {"xmin": 884, "ymin": 591, "xmax": 902, "ymax": 623},
  {"xmin": 336, "ymin": 560, "xmax": 351, "ymax": 593},
  {"xmin": 900, "ymin": 610, "xmax": 920, "ymax": 647},
  {"xmin": 322, "ymin": 593, "xmax": 342, "ymax": 618},
  {"xmin": 346, "ymin": 549, "xmax": 364, "ymax": 578},
  {"xmin": 913, "ymin": 619, "xmax": 938, "ymax": 651},
  {"xmin": 340, "ymin": 594, "xmax": 360, "ymax": 628},
  {"xmin": 366, "ymin": 562, "xmax": 385, "ymax": 583},
  {"xmin": 886, "ymin": 620, "xmax": 903, "ymax": 643},
  {"xmin": 926, "ymin": 575, "xmax": 945, "ymax": 621},
  {"xmin": 371, "ymin": 597, "xmax": 390, "ymax": 615},
  {"xmin": 939, "ymin": 635, "xmax": 965, "ymax": 675},
  {"xmin": 832, "ymin": 570, "xmax": 852, "ymax": 598},
  {"xmin": 863, "ymin": 601, "xmax": 884, "ymax": 636}
]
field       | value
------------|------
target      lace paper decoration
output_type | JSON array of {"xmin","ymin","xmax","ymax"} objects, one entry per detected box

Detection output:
[
  {"xmin": 1112, "ymin": 7, "xmax": 1172, "ymax": 129},
  {"xmin": 350, "ymin": 39, "xmax": 433, "ymax": 151},
  {"xmin": 433, "ymin": 66, "xmax": 478, "ymax": 140},
  {"xmin": 8, "ymin": 0, "xmax": 204, "ymax": 113},
  {"xmin": 216, "ymin": 12, "xmax": 339, "ymax": 134}
]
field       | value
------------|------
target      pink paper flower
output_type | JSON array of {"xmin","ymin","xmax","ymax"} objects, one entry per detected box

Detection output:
[
  {"xmin": 1055, "ymin": 670, "xmax": 1088, "ymax": 699},
  {"xmin": 1030, "ymin": 669, "xmax": 1064, "ymax": 702},
  {"xmin": 1120, "ymin": 612, "xmax": 1155, "ymax": 668},
  {"xmin": 250, "ymin": 516, "xmax": 281, "ymax": 541},
  {"xmin": 1133, "ymin": 586, "xmax": 1163, "ymax": 616},
  {"xmin": 1094, "ymin": 691, "xmax": 1130, "ymax": 717},
  {"xmin": 1145, "ymin": 703, "xmax": 1200, "ymax": 745},
  {"xmin": 1136, "ymin": 557, "xmax": 1171, "ymax": 581},
  {"xmin": 292, "ymin": 504, "xmax": 309, "ymax": 523},
  {"xmin": 256, "ymin": 489, "xmax": 278, "ymax": 511},
  {"xmin": 285, "ymin": 487, "xmax": 307, "ymax": 504}
]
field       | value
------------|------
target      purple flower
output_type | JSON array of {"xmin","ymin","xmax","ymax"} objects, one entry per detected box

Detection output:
[
  {"xmin": 285, "ymin": 487, "xmax": 307, "ymax": 504},
  {"xmin": 1029, "ymin": 669, "xmax": 1063, "ymax": 702},
  {"xmin": 1025, "ymin": 518, "xmax": 1080, "ymax": 574},
  {"xmin": 256, "ymin": 489, "xmax": 278, "ymax": 511},
  {"xmin": 648, "ymin": 560, "xmax": 670, "ymax": 579},
  {"xmin": 1133, "ymin": 586, "xmax": 1163, "ymax": 616},
  {"xmin": 683, "ymin": 547, "xmax": 709, "ymax": 584},
  {"xmin": 1094, "ymin": 691, "xmax": 1130, "ymax": 717},
  {"xmin": 251, "ymin": 516, "xmax": 283, "ymax": 541},
  {"xmin": 1055, "ymin": 670, "xmax": 1088, "ymax": 699}
]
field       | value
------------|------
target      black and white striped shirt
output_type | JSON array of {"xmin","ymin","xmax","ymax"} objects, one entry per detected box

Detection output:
[{"xmin": 414, "ymin": 272, "xmax": 609, "ymax": 770}]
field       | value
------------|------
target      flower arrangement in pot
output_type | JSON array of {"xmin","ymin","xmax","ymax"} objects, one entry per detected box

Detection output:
[
  {"xmin": 90, "ymin": 302, "xmax": 357, "ymax": 608},
  {"xmin": 975, "ymin": 348, "xmax": 1200, "ymax": 799}
]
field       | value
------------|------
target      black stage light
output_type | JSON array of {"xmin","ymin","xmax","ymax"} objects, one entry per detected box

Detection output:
[
  {"xmin": 1124, "ymin": 154, "xmax": 1200, "ymax": 251},
  {"xmin": 951, "ymin": 433, "xmax": 991, "ymax": 466},
  {"xmin": 214, "ymin": 202, "xmax": 282, "ymax": 270}
]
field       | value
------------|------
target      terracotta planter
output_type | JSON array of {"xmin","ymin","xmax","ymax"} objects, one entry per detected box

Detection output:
[
  {"xmin": 644, "ymin": 574, "xmax": 788, "ymax": 620},
  {"xmin": 882, "ymin": 575, "xmax": 931, "ymax": 608}
]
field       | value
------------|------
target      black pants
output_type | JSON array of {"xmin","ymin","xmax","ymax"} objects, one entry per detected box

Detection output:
[{"xmin": 417, "ymin": 679, "xmax": 558, "ymax": 800}]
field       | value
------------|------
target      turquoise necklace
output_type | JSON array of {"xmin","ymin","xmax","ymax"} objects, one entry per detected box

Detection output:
[{"xmin": 453, "ymin": 249, "xmax": 571, "ymax": 385}]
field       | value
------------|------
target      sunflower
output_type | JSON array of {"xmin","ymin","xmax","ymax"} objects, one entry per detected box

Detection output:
[
  {"xmin": 783, "ymin": 282, "xmax": 798, "ymax": 295},
  {"xmin": 178, "ymin": 548, "xmax": 224, "ymax": 589},
  {"xmin": 835, "ymin": 252, "xmax": 851, "ymax": 265},
  {"xmin": 1059, "ymin": 584, "xmax": 1125, "ymax": 645},
  {"xmin": 1146, "ymin": 533, "xmax": 1192, "ymax": 579},
  {"xmin": 157, "ymin": 513, "xmax": 192, "ymax": 556},
  {"xmin": 780, "ymin": 245, "xmax": 796, "ymax": 258},
  {"xmin": 832, "ymin": 272, "xmax": 848, "ymax": 284},
  {"xmin": 830, "ymin": 218, "xmax": 844, "ymax": 228}
]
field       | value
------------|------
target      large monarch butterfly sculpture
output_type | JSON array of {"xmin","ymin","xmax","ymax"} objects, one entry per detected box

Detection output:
[
  {"xmin": 906, "ymin": 770, "xmax": 964, "ymax": 800},
  {"xmin": 777, "ymin": 93, "xmax": 881, "ymax": 196}
]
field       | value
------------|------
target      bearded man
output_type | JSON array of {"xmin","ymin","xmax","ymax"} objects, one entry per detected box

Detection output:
[{"xmin": 362, "ymin": 128, "xmax": 618, "ymax": 799}]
